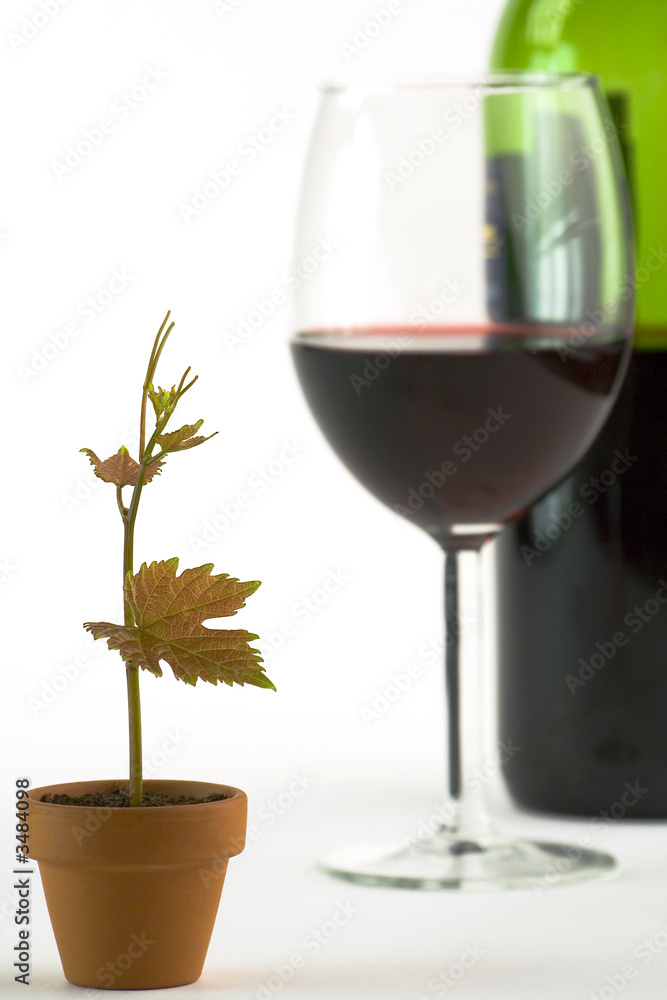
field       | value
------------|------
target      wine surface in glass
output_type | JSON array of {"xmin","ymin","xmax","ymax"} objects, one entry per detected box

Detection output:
[{"xmin": 292, "ymin": 327, "xmax": 627, "ymax": 540}]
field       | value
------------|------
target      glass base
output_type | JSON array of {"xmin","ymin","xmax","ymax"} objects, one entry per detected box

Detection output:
[{"xmin": 318, "ymin": 828, "xmax": 616, "ymax": 891}]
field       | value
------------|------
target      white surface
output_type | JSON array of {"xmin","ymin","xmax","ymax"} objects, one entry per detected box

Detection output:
[
  {"xmin": 3, "ymin": 0, "xmax": 667, "ymax": 997},
  {"xmin": 3, "ymin": 775, "xmax": 667, "ymax": 999}
]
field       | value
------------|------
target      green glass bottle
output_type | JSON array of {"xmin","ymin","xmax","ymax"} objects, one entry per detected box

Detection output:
[{"xmin": 491, "ymin": 0, "xmax": 667, "ymax": 817}]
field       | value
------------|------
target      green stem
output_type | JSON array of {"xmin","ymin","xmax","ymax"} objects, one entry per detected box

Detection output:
[
  {"xmin": 122, "ymin": 510, "xmax": 136, "ymax": 628},
  {"xmin": 122, "ymin": 421, "xmax": 172, "ymax": 805},
  {"xmin": 122, "ymin": 311, "xmax": 174, "ymax": 806},
  {"xmin": 123, "ymin": 447, "xmax": 162, "ymax": 806},
  {"xmin": 140, "ymin": 311, "xmax": 172, "ymax": 460},
  {"xmin": 123, "ymin": 492, "xmax": 142, "ymax": 806},
  {"xmin": 120, "ymin": 312, "xmax": 190, "ymax": 807},
  {"xmin": 116, "ymin": 484, "xmax": 126, "ymax": 518},
  {"xmin": 125, "ymin": 661, "xmax": 142, "ymax": 806}
]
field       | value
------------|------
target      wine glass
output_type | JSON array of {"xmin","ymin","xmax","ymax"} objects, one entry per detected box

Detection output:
[{"xmin": 290, "ymin": 75, "xmax": 634, "ymax": 889}]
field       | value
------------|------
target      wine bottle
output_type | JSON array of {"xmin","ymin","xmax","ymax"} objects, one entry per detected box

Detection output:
[{"xmin": 491, "ymin": 0, "xmax": 667, "ymax": 817}]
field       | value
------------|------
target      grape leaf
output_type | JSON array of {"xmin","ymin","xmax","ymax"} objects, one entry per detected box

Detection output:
[
  {"xmin": 157, "ymin": 419, "xmax": 216, "ymax": 453},
  {"xmin": 81, "ymin": 446, "xmax": 164, "ymax": 487},
  {"xmin": 84, "ymin": 558, "xmax": 274, "ymax": 690}
]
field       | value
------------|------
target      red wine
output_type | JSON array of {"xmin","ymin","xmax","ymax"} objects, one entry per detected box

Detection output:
[{"xmin": 291, "ymin": 328, "xmax": 629, "ymax": 544}]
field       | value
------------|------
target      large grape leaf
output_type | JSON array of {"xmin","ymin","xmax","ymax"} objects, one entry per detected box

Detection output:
[
  {"xmin": 84, "ymin": 558, "xmax": 274, "ymax": 689},
  {"xmin": 81, "ymin": 446, "xmax": 164, "ymax": 487}
]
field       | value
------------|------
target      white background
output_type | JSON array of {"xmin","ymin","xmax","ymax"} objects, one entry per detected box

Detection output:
[{"xmin": 2, "ymin": 1, "xmax": 667, "ymax": 998}]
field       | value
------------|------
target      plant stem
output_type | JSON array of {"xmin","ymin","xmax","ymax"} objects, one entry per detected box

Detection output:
[
  {"xmin": 123, "ymin": 486, "xmax": 142, "ymax": 805},
  {"xmin": 122, "ymin": 451, "xmax": 162, "ymax": 806},
  {"xmin": 139, "ymin": 311, "xmax": 173, "ymax": 460},
  {"xmin": 125, "ymin": 662, "xmax": 143, "ymax": 806},
  {"xmin": 122, "ymin": 311, "xmax": 174, "ymax": 806}
]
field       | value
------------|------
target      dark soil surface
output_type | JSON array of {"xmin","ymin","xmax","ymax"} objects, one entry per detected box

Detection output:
[{"xmin": 40, "ymin": 786, "xmax": 231, "ymax": 808}]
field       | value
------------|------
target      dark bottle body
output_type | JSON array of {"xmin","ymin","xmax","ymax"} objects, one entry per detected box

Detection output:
[
  {"xmin": 495, "ymin": 350, "xmax": 667, "ymax": 817},
  {"xmin": 492, "ymin": 0, "xmax": 667, "ymax": 817}
]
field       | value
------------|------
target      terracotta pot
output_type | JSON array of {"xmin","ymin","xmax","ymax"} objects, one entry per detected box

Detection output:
[{"xmin": 27, "ymin": 778, "xmax": 247, "ymax": 990}]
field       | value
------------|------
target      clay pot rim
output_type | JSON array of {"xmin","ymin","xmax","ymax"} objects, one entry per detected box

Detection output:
[
  {"xmin": 28, "ymin": 778, "xmax": 245, "ymax": 814},
  {"xmin": 27, "ymin": 779, "xmax": 248, "ymax": 865}
]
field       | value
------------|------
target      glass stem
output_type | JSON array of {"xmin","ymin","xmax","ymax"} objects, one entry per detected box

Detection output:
[{"xmin": 442, "ymin": 545, "xmax": 496, "ymax": 846}]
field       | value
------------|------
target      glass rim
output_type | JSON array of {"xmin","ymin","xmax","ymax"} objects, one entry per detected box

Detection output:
[{"xmin": 319, "ymin": 72, "xmax": 599, "ymax": 95}]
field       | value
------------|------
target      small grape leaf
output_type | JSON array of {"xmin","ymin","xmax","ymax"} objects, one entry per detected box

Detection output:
[
  {"xmin": 84, "ymin": 558, "xmax": 274, "ymax": 690},
  {"xmin": 157, "ymin": 419, "xmax": 217, "ymax": 453},
  {"xmin": 148, "ymin": 384, "xmax": 175, "ymax": 419},
  {"xmin": 81, "ymin": 446, "xmax": 164, "ymax": 487}
]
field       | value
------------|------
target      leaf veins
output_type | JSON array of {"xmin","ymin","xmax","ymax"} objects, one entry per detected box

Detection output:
[
  {"xmin": 81, "ymin": 446, "xmax": 164, "ymax": 488},
  {"xmin": 84, "ymin": 558, "xmax": 274, "ymax": 690},
  {"xmin": 157, "ymin": 419, "xmax": 217, "ymax": 453}
]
